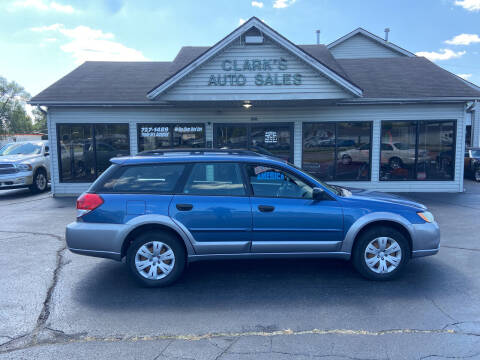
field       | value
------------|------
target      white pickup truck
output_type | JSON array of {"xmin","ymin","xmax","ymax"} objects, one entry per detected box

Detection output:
[{"xmin": 0, "ymin": 140, "xmax": 50, "ymax": 193}]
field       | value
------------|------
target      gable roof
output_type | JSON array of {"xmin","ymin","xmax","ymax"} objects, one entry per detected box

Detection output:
[
  {"xmin": 327, "ymin": 27, "xmax": 415, "ymax": 57},
  {"xmin": 146, "ymin": 17, "xmax": 363, "ymax": 99},
  {"xmin": 338, "ymin": 56, "xmax": 480, "ymax": 99}
]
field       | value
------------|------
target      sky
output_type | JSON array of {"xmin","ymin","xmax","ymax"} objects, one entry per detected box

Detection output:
[{"xmin": 1, "ymin": 0, "xmax": 480, "ymax": 97}]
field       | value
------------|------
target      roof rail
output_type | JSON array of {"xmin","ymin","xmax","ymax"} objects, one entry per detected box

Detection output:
[{"xmin": 136, "ymin": 148, "xmax": 263, "ymax": 157}]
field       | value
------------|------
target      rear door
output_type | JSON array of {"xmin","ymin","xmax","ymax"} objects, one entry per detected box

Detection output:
[
  {"xmin": 245, "ymin": 164, "xmax": 344, "ymax": 253},
  {"xmin": 169, "ymin": 162, "xmax": 252, "ymax": 254}
]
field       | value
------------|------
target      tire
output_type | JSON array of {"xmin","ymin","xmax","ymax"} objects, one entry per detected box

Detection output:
[
  {"xmin": 388, "ymin": 157, "xmax": 403, "ymax": 170},
  {"xmin": 29, "ymin": 168, "xmax": 48, "ymax": 193},
  {"xmin": 352, "ymin": 226, "xmax": 410, "ymax": 281},
  {"xmin": 475, "ymin": 169, "xmax": 480, "ymax": 182},
  {"xmin": 342, "ymin": 154, "xmax": 352, "ymax": 165},
  {"xmin": 126, "ymin": 230, "xmax": 186, "ymax": 287}
]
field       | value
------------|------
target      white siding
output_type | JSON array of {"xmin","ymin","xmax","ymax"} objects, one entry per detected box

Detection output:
[
  {"xmin": 330, "ymin": 34, "xmax": 405, "ymax": 59},
  {"xmin": 48, "ymin": 103, "xmax": 466, "ymax": 195},
  {"xmin": 160, "ymin": 37, "xmax": 352, "ymax": 101}
]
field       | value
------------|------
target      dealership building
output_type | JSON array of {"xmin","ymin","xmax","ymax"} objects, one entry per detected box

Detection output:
[{"xmin": 30, "ymin": 17, "xmax": 480, "ymax": 195}]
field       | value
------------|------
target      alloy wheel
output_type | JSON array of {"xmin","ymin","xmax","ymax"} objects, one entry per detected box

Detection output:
[
  {"xmin": 36, "ymin": 173, "xmax": 47, "ymax": 191},
  {"xmin": 135, "ymin": 241, "xmax": 175, "ymax": 280},
  {"xmin": 364, "ymin": 237, "xmax": 402, "ymax": 274}
]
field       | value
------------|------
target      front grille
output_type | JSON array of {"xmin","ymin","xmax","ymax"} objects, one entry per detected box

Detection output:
[{"xmin": 0, "ymin": 164, "xmax": 18, "ymax": 175}]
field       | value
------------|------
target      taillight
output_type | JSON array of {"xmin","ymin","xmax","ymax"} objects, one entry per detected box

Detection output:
[{"xmin": 76, "ymin": 193, "xmax": 104, "ymax": 211}]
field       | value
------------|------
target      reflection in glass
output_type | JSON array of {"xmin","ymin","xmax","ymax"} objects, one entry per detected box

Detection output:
[
  {"xmin": 215, "ymin": 125, "xmax": 248, "ymax": 149},
  {"xmin": 302, "ymin": 123, "xmax": 336, "ymax": 180},
  {"xmin": 173, "ymin": 125, "xmax": 205, "ymax": 148},
  {"xmin": 336, "ymin": 122, "xmax": 371, "ymax": 180},
  {"xmin": 58, "ymin": 124, "xmax": 95, "ymax": 182},
  {"xmin": 251, "ymin": 125, "xmax": 292, "ymax": 162},
  {"xmin": 417, "ymin": 121, "xmax": 455, "ymax": 180},
  {"xmin": 94, "ymin": 124, "xmax": 130, "ymax": 176},
  {"xmin": 380, "ymin": 120, "xmax": 455, "ymax": 181},
  {"xmin": 380, "ymin": 121, "xmax": 417, "ymax": 180}
]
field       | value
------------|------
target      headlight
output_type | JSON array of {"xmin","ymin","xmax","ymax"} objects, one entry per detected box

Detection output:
[
  {"xmin": 417, "ymin": 211, "xmax": 435, "ymax": 223},
  {"xmin": 17, "ymin": 163, "xmax": 32, "ymax": 171}
]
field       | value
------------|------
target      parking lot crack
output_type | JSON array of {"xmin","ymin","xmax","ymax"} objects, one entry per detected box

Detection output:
[
  {"xmin": 427, "ymin": 297, "xmax": 458, "ymax": 323},
  {"xmin": 441, "ymin": 245, "xmax": 480, "ymax": 253},
  {"xmin": 0, "ymin": 230, "xmax": 64, "ymax": 243}
]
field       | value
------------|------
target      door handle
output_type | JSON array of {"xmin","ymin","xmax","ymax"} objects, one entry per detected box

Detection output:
[
  {"xmin": 176, "ymin": 203, "xmax": 193, "ymax": 211},
  {"xmin": 258, "ymin": 205, "xmax": 275, "ymax": 213}
]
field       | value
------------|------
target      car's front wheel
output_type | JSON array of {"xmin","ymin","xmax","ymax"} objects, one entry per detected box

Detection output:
[
  {"xmin": 475, "ymin": 169, "xmax": 480, "ymax": 182},
  {"xmin": 126, "ymin": 231, "xmax": 186, "ymax": 287},
  {"xmin": 352, "ymin": 226, "xmax": 410, "ymax": 280},
  {"xmin": 30, "ymin": 169, "xmax": 48, "ymax": 193}
]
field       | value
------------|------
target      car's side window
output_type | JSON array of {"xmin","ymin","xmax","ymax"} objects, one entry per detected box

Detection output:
[
  {"xmin": 96, "ymin": 164, "xmax": 186, "ymax": 193},
  {"xmin": 183, "ymin": 163, "xmax": 246, "ymax": 196},
  {"xmin": 246, "ymin": 165, "xmax": 313, "ymax": 199}
]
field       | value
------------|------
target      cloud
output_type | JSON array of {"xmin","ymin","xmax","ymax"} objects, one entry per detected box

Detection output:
[
  {"xmin": 445, "ymin": 33, "xmax": 480, "ymax": 45},
  {"xmin": 457, "ymin": 73, "xmax": 473, "ymax": 80},
  {"xmin": 239, "ymin": 18, "xmax": 246, "ymax": 25},
  {"xmin": 11, "ymin": 0, "xmax": 75, "ymax": 13},
  {"xmin": 251, "ymin": 1, "xmax": 264, "ymax": 7},
  {"xmin": 415, "ymin": 48, "xmax": 466, "ymax": 61},
  {"xmin": 31, "ymin": 24, "xmax": 148, "ymax": 63},
  {"xmin": 273, "ymin": 0, "xmax": 296, "ymax": 8},
  {"xmin": 454, "ymin": 0, "xmax": 480, "ymax": 11}
]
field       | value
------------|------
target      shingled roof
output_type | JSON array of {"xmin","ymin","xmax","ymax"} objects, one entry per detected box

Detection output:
[{"xmin": 30, "ymin": 44, "xmax": 480, "ymax": 104}]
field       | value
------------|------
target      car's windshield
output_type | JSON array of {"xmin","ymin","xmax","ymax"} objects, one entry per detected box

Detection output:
[
  {"xmin": 471, "ymin": 150, "xmax": 480, "ymax": 158},
  {"xmin": 286, "ymin": 161, "xmax": 344, "ymax": 196},
  {"xmin": 394, "ymin": 142, "xmax": 410, "ymax": 150},
  {"xmin": 0, "ymin": 142, "xmax": 43, "ymax": 156}
]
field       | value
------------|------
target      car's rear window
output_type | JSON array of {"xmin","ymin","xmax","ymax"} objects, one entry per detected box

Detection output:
[{"xmin": 95, "ymin": 164, "xmax": 186, "ymax": 193}]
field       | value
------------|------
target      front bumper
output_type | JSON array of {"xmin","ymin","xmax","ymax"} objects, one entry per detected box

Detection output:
[
  {"xmin": 66, "ymin": 221, "xmax": 128, "ymax": 261},
  {"xmin": 411, "ymin": 221, "xmax": 440, "ymax": 258},
  {"xmin": 0, "ymin": 172, "xmax": 33, "ymax": 189}
]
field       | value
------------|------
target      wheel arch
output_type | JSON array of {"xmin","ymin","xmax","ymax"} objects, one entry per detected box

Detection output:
[
  {"xmin": 119, "ymin": 217, "xmax": 196, "ymax": 260},
  {"xmin": 341, "ymin": 213, "xmax": 414, "ymax": 257}
]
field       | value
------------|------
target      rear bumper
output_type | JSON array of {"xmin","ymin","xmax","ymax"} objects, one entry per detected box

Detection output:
[
  {"xmin": 66, "ymin": 221, "xmax": 128, "ymax": 261},
  {"xmin": 411, "ymin": 221, "xmax": 440, "ymax": 258}
]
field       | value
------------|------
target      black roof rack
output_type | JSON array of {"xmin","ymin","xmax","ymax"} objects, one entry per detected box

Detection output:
[{"xmin": 136, "ymin": 148, "xmax": 263, "ymax": 157}]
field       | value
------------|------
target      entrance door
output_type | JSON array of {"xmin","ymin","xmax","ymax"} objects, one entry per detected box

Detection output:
[{"xmin": 214, "ymin": 123, "xmax": 294, "ymax": 162}]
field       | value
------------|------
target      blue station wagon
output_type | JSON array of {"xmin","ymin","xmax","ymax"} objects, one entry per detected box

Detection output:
[{"xmin": 66, "ymin": 149, "xmax": 440, "ymax": 287}]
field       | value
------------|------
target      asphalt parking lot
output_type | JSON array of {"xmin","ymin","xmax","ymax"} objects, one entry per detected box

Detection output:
[{"xmin": 0, "ymin": 182, "xmax": 480, "ymax": 359}]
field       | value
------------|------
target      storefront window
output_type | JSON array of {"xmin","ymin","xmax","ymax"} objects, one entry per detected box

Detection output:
[
  {"xmin": 214, "ymin": 124, "xmax": 293, "ymax": 162},
  {"xmin": 137, "ymin": 123, "xmax": 205, "ymax": 152},
  {"xmin": 380, "ymin": 120, "xmax": 455, "ymax": 181},
  {"xmin": 302, "ymin": 122, "xmax": 371, "ymax": 181},
  {"xmin": 58, "ymin": 124, "xmax": 129, "ymax": 182}
]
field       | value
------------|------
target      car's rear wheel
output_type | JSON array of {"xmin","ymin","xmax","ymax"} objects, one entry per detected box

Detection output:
[
  {"xmin": 352, "ymin": 226, "xmax": 410, "ymax": 280},
  {"xmin": 127, "ymin": 231, "xmax": 186, "ymax": 287},
  {"xmin": 30, "ymin": 169, "xmax": 48, "ymax": 193}
]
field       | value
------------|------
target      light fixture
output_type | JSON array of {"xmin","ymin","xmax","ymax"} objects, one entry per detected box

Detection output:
[{"xmin": 243, "ymin": 101, "xmax": 252, "ymax": 109}]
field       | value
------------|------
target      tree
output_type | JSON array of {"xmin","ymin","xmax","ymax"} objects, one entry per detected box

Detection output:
[
  {"xmin": 0, "ymin": 75, "xmax": 34, "ymax": 135},
  {"xmin": 32, "ymin": 107, "xmax": 47, "ymax": 133}
]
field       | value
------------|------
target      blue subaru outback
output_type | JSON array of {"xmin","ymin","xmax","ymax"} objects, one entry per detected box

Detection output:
[{"xmin": 66, "ymin": 149, "xmax": 440, "ymax": 287}]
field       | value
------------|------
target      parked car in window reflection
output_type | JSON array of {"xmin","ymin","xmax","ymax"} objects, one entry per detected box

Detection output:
[{"xmin": 465, "ymin": 148, "xmax": 480, "ymax": 182}]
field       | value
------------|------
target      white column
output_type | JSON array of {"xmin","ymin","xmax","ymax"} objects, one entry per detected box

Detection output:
[
  {"xmin": 370, "ymin": 119, "xmax": 381, "ymax": 183},
  {"xmin": 472, "ymin": 102, "xmax": 480, "ymax": 147}
]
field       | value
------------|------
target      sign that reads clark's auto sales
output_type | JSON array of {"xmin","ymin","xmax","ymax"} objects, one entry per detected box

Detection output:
[{"xmin": 208, "ymin": 58, "xmax": 302, "ymax": 87}]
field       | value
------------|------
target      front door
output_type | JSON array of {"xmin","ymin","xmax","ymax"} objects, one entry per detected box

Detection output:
[
  {"xmin": 245, "ymin": 164, "xmax": 344, "ymax": 253},
  {"xmin": 169, "ymin": 162, "xmax": 252, "ymax": 254},
  {"xmin": 214, "ymin": 123, "xmax": 294, "ymax": 162}
]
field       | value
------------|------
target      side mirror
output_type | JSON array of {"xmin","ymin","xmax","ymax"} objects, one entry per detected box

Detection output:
[
  {"xmin": 44, "ymin": 152, "xmax": 49, "ymax": 157},
  {"xmin": 312, "ymin": 187, "xmax": 326, "ymax": 201}
]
